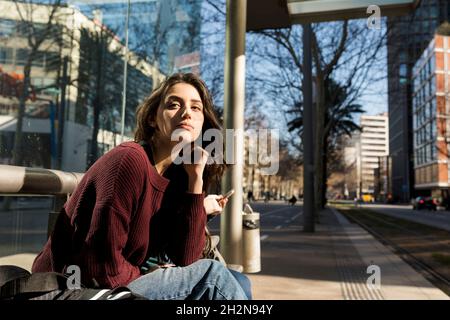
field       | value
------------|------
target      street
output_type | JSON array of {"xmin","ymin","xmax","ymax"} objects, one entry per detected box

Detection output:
[
  {"xmin": 3, "ymin": 196, "xmax": 450, "ymax": 261},
  {"xmin": 360, "ymin": 203, "xmax": 450, "ymax": 232},
  {"xmin": 3, "ymin": 197, "xmax": 450, "ymax": 259},
  {"xmin": 208, "ymin": 201, "xmax": 303, "ymax": 243}
]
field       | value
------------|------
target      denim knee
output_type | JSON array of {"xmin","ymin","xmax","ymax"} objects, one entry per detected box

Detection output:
[
  {"xmin": 228, "ymin": 269, "xmax": 252, "ymax": 300},
  {"xmin": 200, "ymin": 259, "xmax": 248, "ymax": 300}
]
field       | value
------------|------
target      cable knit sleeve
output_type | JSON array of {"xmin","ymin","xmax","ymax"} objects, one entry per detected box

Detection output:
[
  {"xmin": 166, "ymin": 192, "xmax": 206, "ymax": 266},
  {"xmin": 78, "ymin": 148, "xmax": 146, "ymax": 288}
]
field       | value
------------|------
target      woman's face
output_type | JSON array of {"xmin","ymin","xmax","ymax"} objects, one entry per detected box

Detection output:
[{"xmin": 153, "ymin": 82, "xmax": 205, "ymax": 146}]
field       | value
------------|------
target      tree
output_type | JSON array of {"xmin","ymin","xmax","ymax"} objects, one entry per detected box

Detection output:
[
  {"xmin": 194, "ymin": 2, "xmax": 386, "ymax": 212},
  {"xmin": 249, "ymin": 20, "xmax": 386, "ymax": 212},
  {"xmin": 287, "ymin": 77, "xmax": 363, "ymax": 207},
  {"xmin": 76, "ymin": 25, "xmax": 151, "ymax": 169},
  {"xmin": 10, "ymin": 0, "xmax": 68, "ymax": 167}
]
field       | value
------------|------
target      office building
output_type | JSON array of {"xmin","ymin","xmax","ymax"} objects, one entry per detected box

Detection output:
[
  {"xmin": 0, "ymin": 0, "xmax": 164, "ymax": 171},
  {"xmin": 359, "ymin": 114, "xmax": 390, "ymax": 196},
  {"xmin": 387, "ymin": 0, "xmax": 449, "ymax": 202}
]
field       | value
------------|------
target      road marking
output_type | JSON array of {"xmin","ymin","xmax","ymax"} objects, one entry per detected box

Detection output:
[
  {"xmin": 275, "ymin": 225, "xmax": 282, "ymax": 230},
  {"xmin": 260, "ymin": 234, "xmax": 269, "ymax": 241},
  {"xmin": 291, "ymin": 212, "xmax": 302, "ymax": 220},
  {"xmin": 260, "ymin": 207, "xmax": 294, "ymax": 216}
]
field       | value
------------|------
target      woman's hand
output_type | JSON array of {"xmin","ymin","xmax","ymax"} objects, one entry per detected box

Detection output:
[
  {"xmin": 183, "ymin": 145, "xmax": 209, "ymax": 194},
  {"xmin": 204, "ymin": 194, "xmax": 229, "ymax": 216}
]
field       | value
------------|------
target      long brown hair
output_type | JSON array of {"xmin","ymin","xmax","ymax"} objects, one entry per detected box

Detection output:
[{"xmin": 134, "ymin": 73, "xmax": 226, "ymax": 192}]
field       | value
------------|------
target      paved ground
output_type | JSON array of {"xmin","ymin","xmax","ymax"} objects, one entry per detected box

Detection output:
[{"xmin": 245, "ymin": 206, "xmax": 449, "ymax": 300}]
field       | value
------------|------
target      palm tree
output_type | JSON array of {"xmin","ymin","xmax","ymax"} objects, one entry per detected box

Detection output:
[{"xmin": 287, "ymin": 77, "xmax": 363, "ymax": 208}]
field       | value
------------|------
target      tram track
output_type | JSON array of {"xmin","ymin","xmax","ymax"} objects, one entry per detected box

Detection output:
[{"xmin": 339, "ymin": 209, "xmax": 450, "ymax": 296}]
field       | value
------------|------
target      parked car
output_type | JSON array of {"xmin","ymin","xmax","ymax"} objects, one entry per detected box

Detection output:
[
  {"xmin": 361, "ymin": 194, "xmax": 374, "ymax": 203},
  {"xmin": 411, "ymin": 196, "xmax": 437, "ymax": 211},
  {"xmin": 440, "ymin": 197, "xmax": 450, "ymax": 211}
]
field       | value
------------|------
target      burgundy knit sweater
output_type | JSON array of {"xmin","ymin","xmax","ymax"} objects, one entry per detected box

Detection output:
[{"xmin": 31, "ymin": 142, "xmax": 206, "ymax": 288}]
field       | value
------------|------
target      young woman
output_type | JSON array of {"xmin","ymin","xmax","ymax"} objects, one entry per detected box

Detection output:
[{"xmin": 32, "ymin": 73, "xmax": 249, "ymax": 300}]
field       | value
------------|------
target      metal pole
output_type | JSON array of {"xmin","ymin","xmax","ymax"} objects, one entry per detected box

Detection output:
[
  {"xmin": 120, "ymin": 0, "xmax": 131, "ymax": 143},
  {"xmin": 49, "ymin": 101, "xmax": 57, "ymax": 169},
  {"xmin": 221, "ymin": 0, "xmax": 246, "ymax": 266},
  {"xmin": 57, "ymin": 56, "xmax": 68, "ymax": 170},
  {"xmin": 302, "ymin": 24, "xmax": 315, "ymax": 232}
]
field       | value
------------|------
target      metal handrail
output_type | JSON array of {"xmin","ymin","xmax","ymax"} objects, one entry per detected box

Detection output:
[
  {"xmin": 0, "ymin": 165, "xmax": 84, "ymax": 195},
  {"xmin": 0, "ymin": 164, "xmax": 85, "ymax": 238}
]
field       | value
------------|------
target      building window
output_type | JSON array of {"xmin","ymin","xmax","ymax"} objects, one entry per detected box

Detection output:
[
  {"xmin": 399, "ymin": 51, "xmax": 407, "ymax": 62},
  {"xmin": 0, "ymin": 20, "xmax": 15, "ymax": 37},
  {"xmin": 431, "ymin": 75, "xmax": 436, "ymax": 95},
  {"xmin": 431, "ymin": 119, "xmax": 436, "ymax": 140},
  {"xmin": 428, "ymin": 143, "xmax": 433, "ymax": 163},
  {"xmin": 430, "ymin": 98, "xmax": 436, "ymax": 118},
  {"xmin": 426, "ymin": 58, "xmax": 432, "ymax": 78},
  {"xmin": 413, "ymin": 77, "xmax": 420, "ymax": 93},
  {"xmin": 413, "ymin": 112, "xmax": 417, "ymax": 130},
  {"xmin": 430, "ymin": 5, "xmax": 439, "ymax": 18},
  {"xmin": 423, "ymin": 20, "xmax": 430, "ymax": 32},
  {"xmin": 422, "ymin": 107, "xmax": 426, "ymax": 126},
  {"xmin": 0, "ymin": 47, "xmax": 13, "ymax": 64},
  {"xmin": 419, "ymin": 147, "xmax": 423, "ymax": 165},
  {"xmin": 16, "ymin": 48, "xmax": 29, "ymax": 66},
  {"xmin": 399, "ymin": 63, "xmax": 408, "ymax": 78}
]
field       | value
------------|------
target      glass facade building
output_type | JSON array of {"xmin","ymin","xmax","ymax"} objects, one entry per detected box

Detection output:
[
  {"xmin": 387, "ymin": 0, "xmax": 449, "ymax": 202},
  {"xmin": 71, "ymin": 0, "xmax": 202, "ymax": 75},
  {"xmin": 0, "ymin": 0, "xmax": 204, "ymax": 172}
]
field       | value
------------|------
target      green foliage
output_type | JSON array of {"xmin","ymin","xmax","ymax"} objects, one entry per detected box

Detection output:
[{"xmin": 287, "ymin": 77, "xmax": 363, "ymax": 142}]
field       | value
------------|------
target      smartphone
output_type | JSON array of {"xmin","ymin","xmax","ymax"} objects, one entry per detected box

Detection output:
[
  {"xmin": 207, "ymin": 190, "xmax": 234, "ymax": 223},
  {"xmin": 223, "ymin": 189, "xmax": 235, "ymax": 199}
]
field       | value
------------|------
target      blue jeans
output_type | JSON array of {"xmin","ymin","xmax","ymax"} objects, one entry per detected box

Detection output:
[
  {"xmin": 228, "ymin": 269, "xmax": 252, "ymax": 300},
  {"xmin": 127, "ymin": 259, "xmax": 248, "ymax": 300}
]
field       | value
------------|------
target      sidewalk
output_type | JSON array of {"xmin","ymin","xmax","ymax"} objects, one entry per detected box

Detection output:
[{"xmin": 246, "ymin": 207, "xmax": 449, "ymax": 300}]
